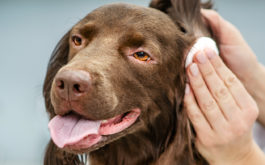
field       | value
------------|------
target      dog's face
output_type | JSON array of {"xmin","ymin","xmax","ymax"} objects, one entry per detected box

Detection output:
[{"xmin": 47, "ymin": 3, "xmax": 189, "ymax": 154}]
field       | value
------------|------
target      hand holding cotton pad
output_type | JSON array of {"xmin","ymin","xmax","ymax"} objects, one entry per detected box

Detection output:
[{"xmin": 185, "ymin": 37, "xmax": 219, "ymax": 68}]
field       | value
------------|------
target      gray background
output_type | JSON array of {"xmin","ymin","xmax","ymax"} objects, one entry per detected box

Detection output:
[{"xmin": 0, "ymin": 0, "xmax": 264, "ymax": 164}]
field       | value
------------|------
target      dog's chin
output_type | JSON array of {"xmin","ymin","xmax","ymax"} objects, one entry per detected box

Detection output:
[{"xmin": 49, "ymin": 108, "xmax": 141, "ymax": 154}]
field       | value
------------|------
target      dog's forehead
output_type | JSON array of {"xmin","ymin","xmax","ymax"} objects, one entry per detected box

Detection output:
[
  {"xmin": 69, "ymin": 3, "xmax": 185, "ymax": 63},
  {"xmin": 75, "ymin": 3, "xmax": 177, "ymax": 34}
]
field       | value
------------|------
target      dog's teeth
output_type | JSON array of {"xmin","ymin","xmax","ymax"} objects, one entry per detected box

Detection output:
[
  {"xmin": 127, "ymin": 113, "xmax": 137, "ymax": 118},
  {"xmin": 102, "ymin": 120, "xmax": 108, "ymax": 124}
]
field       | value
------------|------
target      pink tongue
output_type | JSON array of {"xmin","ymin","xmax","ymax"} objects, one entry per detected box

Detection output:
[{"xmin": 48, "ymin": 114, "xmax": 101, "ymax": 148}]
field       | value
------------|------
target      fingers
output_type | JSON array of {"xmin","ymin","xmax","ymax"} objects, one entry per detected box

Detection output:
[
  {"xmin": 185, "ymin": 48, "xmax": 255, "ymax": 134},
  {"xmin": 185, "ymin": 49, "xmax": 259, "ymax": 164},
  {"xmin": 184, "ymin": 84, "xmax": 212, "ymax": 136},
  {"xmin": 187, "ymin": 63, "xmax": 227, "ymax": 131},
  {"xmin": 205, "ymin": 49, "xmax": 258, "ymax": 114},
  {"xmin": 186, "ymin": 47, "xmax": 258, "ymax": 131},
  {"xmin": 194, "ymin": 51, "xmax": 241, "ymax": 121}
]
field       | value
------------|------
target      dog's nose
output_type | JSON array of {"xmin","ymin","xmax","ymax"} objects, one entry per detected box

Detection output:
[{"xmin": 54, "ymin": 70, "xmax": 91, "ymax": 101}]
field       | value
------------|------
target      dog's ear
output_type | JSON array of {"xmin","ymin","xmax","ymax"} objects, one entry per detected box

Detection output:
[
  {"xmin": 44, "ymin": 140, "xmax": 85, "ymax": 165},
  {"xmin": 43, "ymin": 31, "xmax": 70, "ymax": 118},
  {"xmin": 150, "ymin": 0, "xmax": 213, "ymax": 37},
  {"xmin": 150, "ymin": 1, "xmax": 213, "ymax": 164}
]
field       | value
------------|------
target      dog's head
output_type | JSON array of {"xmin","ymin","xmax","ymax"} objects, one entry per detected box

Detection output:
[{"xmin": 43, "ymin": 1, "xmax": 212, "ymax": 164}]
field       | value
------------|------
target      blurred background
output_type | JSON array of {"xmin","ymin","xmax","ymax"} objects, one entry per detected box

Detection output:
[{"xmin": 0, "ymin": 0, "xmax": 264, "ymax": 164}]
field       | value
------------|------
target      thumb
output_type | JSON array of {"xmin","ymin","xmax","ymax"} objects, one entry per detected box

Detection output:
[
  {"xmin": 201, "ymin": 9, "xmax": 223, "ymax": 39},
  {"xmin": 201, "ymin": 9, "xmax": 244, "ymax": 46}
]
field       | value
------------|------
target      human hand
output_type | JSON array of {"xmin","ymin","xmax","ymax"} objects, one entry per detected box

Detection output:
[
  {"xmin": 184, "ymin": 49, "xmax": 262, "ymax": 165},
  {"xmin": 201, "ymin": 9, "xmax": 260, "ymax": 82},
  {"xmin": 201, "ymin": 9, "xmax": 265, "ymax": 127}
]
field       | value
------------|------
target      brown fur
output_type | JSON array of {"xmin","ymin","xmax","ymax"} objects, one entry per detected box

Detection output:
[{"xmin": 43, "ymin": 0, "xmax": 213, "ymax": 164}]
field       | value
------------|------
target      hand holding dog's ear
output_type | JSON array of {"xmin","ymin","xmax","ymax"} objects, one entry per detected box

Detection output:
[
  {"xmin": 201, "ymin": 9, "xmax": 265, "ymax": 126},
  {"xmin": 184, "ymin": 49, "xmax": 265, "ymax": 165}
]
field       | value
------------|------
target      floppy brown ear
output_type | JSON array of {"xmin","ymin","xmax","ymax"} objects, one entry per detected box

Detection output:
[
  {"xmin": 43, "ymin": 31, "xmax": 70, "ymax": 119},
  {"xmin": 150, "ymin": 0, "xmax": 213, "ymax": 38},
  {"xmin": 150, "ymin": 0, "xmax": 214, "ymax": 164}
]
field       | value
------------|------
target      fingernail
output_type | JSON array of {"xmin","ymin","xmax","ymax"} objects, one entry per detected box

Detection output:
[
  {"xmin": 205, "ymin": 48, "xmax": 217, "ymax": 59},
  {"xmin": 196, "ymin": 51, "xmax": 207, "ymax": 64},
  {"xmin": 189, "ymin": 63, "xmax": 199, "ymax": 76},
  {"xmin": 185, "ymin": 84, "xmax": 190, "ymax": 94}
]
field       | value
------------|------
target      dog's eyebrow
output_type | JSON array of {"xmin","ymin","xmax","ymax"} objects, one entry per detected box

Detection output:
[
  {"xmin": 79, "ymin": 23, "xmax": 97, "ymax": 39},
  {"xmin": 119, "ymin": 32, "xmax": 145, "ymax": 48}
]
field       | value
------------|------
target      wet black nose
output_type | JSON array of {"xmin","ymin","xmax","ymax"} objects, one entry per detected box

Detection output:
[{"xmin": 54, "ymin": 70, "xmax": 91, "ymax": 101}]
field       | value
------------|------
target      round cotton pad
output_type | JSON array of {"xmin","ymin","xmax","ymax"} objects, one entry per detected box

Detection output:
[{"xmin": 185, "ymin": 37, "xmax": 219, "ymax": 68}]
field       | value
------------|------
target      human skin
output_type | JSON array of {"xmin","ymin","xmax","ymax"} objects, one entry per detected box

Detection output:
[
  {"xmin": 184, "ymin": 49, "xmax": 265, "ymax": 165},
  {"xmin": 184, "ymin": 9, "xmax": 265, "ymax": 164},
  {"xmin": 201, "ymin": 9, "xmax": 265, "ymax": 126}
]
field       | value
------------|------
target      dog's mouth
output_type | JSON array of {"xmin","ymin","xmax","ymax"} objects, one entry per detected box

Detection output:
[{"xmin": 48, "ymin": 108, "xmax": 141, "ymax": 151}]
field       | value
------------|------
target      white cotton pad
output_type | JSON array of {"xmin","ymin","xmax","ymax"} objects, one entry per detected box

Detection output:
[{"xmin": 185, "ymin": 37, "xmax": 219, "ymax": 68}]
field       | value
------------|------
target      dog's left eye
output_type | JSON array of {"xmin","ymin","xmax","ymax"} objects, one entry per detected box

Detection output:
[
  {"xmin": 133, "ymin": 52, "xmax": 150, "ymax": 61},
  {"xmin": 72, "ymin": 35, "xmax": 82, "ymax": 46}
]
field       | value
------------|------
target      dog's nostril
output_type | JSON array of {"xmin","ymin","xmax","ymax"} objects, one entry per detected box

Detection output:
[
  {"xmin": 57, "ymin": 80, "xmax": 65, "ymax": 90},
  {"xmin": 73, "ymin": 84, "xmax": 82, "ymax": 93}
]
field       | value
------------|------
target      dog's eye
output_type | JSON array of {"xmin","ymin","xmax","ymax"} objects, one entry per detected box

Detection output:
[
  {"xmin": 72, "ymin": 36, "xmax": 82, "ymax": 46},
  {"xmin": 133, "ymin": 52, "xmax": 150, "ymax": 61}
]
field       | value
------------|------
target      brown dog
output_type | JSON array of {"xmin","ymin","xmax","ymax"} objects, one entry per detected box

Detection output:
[{"xmin": 43, "ymin": 0, "xmax": 213, "ymax": 164}]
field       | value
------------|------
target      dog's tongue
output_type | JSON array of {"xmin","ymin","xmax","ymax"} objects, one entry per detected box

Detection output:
[{"xmin": 48, "ymin": 114, "xmax": 101, "ymax": 148}]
